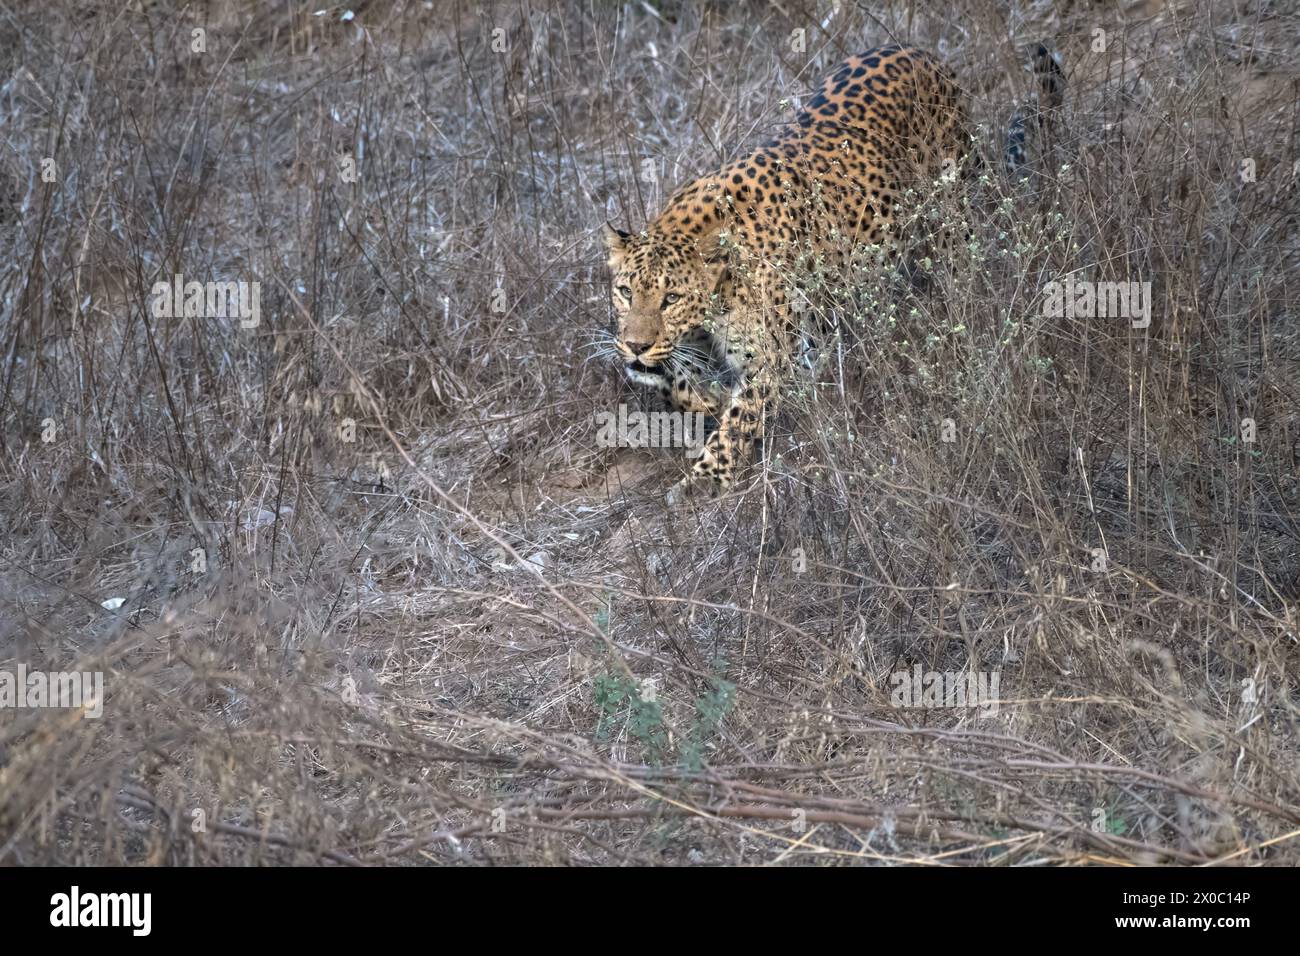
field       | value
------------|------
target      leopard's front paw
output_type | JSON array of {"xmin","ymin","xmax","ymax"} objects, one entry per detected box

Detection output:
[{"xmin": 690, "ymin": 452, "xmax": 734, "ymax": 490}]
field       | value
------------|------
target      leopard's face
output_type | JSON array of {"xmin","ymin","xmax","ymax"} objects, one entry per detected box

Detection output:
[{"xmin": 603, "ymin": 224, "xmax": 728, "ymax": 385}]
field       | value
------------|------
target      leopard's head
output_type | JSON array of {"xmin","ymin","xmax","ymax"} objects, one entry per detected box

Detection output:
[{"xmin": 602, "ymin": 221, "xmax": 731, "ymax": 382}]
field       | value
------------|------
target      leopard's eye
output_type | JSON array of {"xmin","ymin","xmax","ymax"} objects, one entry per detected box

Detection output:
[
  {"xmin": 663, "ymin": 293, "xmax": 680, "ymax": 306},
  {"xmin": 617, "ymin": 285, "xmax": 633, "ymax": 301}
]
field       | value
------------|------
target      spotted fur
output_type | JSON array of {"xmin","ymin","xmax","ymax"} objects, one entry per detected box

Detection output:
[{"xmin": 604, "ymin": 45, "xmax": 1032, "ymax": 488}]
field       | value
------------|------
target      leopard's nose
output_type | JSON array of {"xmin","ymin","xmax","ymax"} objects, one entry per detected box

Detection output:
[{"xmin": 625, "ymin": 340, "xmax": 654, "ymax": 356}]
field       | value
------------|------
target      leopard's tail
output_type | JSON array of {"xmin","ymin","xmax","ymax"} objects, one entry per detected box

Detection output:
[{"xmin": 1005, "ymin": 44, "xmax": 1065, "ymax": 176}]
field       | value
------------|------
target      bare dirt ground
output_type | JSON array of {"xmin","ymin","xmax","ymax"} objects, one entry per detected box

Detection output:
[{"xmin": 1, "ymin": 0, "xmax": 1298, "ymax": 865}]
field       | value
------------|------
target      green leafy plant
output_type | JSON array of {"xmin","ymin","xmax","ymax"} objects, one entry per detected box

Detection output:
[
  {"xmin": 593, "ymin": 672, "xmax": 667, "ymax": 759},
  {"xmin": 679, "ymin": 675, "xmax": 736, "ymax": 772}
]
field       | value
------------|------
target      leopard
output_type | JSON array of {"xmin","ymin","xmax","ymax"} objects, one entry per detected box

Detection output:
[{"xmin": 603, "ymin": 44, "xmax": 1063, "ymax": 490}]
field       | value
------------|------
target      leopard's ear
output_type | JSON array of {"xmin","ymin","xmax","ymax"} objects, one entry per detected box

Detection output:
[
  {"xmin": 696, "ymin": 224, "xmax": 732, "ymax": 291},
  {"xmin": 602, "ymin": 222, "xmax": 632, "ymax": 267},
  {"xmin": 696, "ymin": 224, "xmax": 728, "ymax": 264}
]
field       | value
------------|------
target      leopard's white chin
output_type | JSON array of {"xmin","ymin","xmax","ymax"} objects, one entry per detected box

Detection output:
[{"xmin": 625, "ymin": 365, "xmax": 664, "ymax": 388}]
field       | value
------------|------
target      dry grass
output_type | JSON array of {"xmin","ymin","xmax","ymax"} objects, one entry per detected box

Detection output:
[{"xmin": 1, "ymin": 0, "xmax": 1297, "ymax": 865}]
